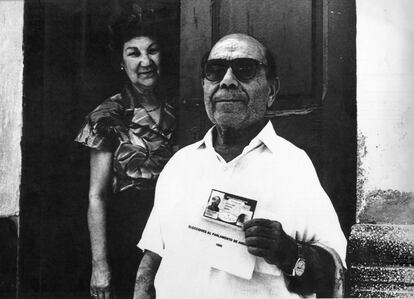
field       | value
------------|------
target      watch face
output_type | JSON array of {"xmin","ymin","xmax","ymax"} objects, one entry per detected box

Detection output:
[{"xmin": 294, "ymin": 258, "xmax": 306, "ymax": 277}]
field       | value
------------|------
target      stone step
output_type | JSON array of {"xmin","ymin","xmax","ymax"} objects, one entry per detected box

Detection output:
[
  {"xmin": 352, "ymin": 287, "xmax": 414, "ymax": 298},
  {"xmin": 350, "ymin": 264, "xmax": 414, "ymax": 284},
  {"xmin": 348, "ymin": 224, "xmax": 414, "ymax": 263},
  {"xmin": 349, "ymin": 224, "xmax": 414, "ymax": 297}
]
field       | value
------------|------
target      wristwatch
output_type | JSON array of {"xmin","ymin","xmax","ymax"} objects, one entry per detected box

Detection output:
[{"xmin": 291, "ymin": 242, "xmax": 306, "ymax": 277}]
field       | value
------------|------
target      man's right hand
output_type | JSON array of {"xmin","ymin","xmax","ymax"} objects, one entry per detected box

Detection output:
[{"xmin": 90, "ymin": 261, "xmax": 112, "ymax": 299}]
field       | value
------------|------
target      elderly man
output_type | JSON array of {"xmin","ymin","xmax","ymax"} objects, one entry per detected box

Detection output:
[{"xmin": 134, "ymin": 33, "xmax": 346, "ymax": 299}]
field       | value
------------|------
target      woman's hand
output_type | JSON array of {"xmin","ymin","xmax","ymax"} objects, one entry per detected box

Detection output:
[
  {"xmin": 90, "ymin": 261, "xmax": 112, "ymax": 299},
  {"xmin": 88, "ymin": 149, "xmax": 114, "ymax": 299}
]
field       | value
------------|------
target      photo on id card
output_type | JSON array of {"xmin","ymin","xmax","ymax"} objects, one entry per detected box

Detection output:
[{"xmin": 202, "ymin": 189, "xmax": 257, "ymax": 230}]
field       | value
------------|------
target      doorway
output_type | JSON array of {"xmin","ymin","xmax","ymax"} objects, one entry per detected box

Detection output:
[{"xmin": 21, "ymin": 0, "xmax": 180, "ymax": 296}]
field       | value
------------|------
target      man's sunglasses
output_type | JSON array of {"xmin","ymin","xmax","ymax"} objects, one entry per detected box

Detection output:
[{"xmin": 203, "ymin": 58, "xmax": 267, "ymax": 82}]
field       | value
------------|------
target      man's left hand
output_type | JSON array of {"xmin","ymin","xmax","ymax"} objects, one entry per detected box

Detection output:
[{"xmin": 243, "ymin": 218, "xmax": 298, "ymax": 273}]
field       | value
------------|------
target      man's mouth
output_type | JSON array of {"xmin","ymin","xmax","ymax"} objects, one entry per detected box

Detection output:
[
  {"xmin": 212, "ymin": 90, "xmax": 246, "ymax": 104},
  {"xmin": 213, "ymin": 98, "xmax": 244, "ymax": 103}
]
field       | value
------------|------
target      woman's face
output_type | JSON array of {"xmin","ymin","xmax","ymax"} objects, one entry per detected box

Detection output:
[{"xmin": 122, "ymin": 36, "xmax": 161, "ymax": 89}]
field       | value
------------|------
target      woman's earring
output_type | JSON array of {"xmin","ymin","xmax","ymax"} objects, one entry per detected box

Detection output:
[{"xmin": 120, "ymin": 65, "xmax": 124, "ymax": 71}]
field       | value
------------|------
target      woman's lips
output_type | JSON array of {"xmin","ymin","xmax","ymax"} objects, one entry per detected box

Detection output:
[{"xmin": 138, "ymin": 69, "xmax": 157, "ymax": 76}]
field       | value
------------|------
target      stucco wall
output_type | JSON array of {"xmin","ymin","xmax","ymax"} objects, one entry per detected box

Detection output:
[
  {"xmin": 357, "ymin": 0, "xmax": 414, "ymax": 224},
  {"xmin": 350, "ymin": 3, "xmax": 413, "ymax": 296},
  {"xmin": 0, "ymin": 2, "xmax": 24, "ymax": 217}
]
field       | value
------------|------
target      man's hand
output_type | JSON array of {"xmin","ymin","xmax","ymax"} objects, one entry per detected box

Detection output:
[
  {"xmin": 90, "ymin": 261, "xmax": 112, "ymax": 299},
  {"xmin": 243, "ymin": 218, "xmax": 298, "ymax": 274},
  {"xmin": 243, "ymin": 218, "xmax": 338, "ymax": 297}
]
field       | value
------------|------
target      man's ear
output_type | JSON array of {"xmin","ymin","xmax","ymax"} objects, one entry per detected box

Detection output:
[{"xmin": 267, "ymin": 76, "xmax": 280, "ymax": 108}]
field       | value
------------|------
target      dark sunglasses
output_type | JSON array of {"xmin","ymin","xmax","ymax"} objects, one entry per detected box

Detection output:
[{"xmin": 203, "ymin": 58, "xmax": 267, "ymax": 82}]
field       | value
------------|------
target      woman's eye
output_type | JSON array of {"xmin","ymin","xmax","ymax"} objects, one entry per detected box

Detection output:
[
  {"xmin": 128, "ymin": 51, "xmax": 140, "ymax": 57},
  {"xmin": 148, "ymin": 48, "xmax": 160, "ymax": 55}
]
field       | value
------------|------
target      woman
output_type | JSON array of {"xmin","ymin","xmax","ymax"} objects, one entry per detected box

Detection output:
[{"xmin": 75, "ymin": 9, "xmax": 176, "ymax": 298}]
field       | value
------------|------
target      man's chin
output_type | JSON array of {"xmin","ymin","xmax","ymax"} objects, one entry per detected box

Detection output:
[{"xmin": 213, "ymin": 115, "xmax": 246, "ymax": 130}]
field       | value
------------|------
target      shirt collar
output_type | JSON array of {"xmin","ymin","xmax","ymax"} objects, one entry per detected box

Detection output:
[
  {"xmin": 252, "ymin": 120, "xmax": 279, "ymax": 153},
  {"xmin": 197, "ymin": 121, "xmax": 279, "ymax": 153}
]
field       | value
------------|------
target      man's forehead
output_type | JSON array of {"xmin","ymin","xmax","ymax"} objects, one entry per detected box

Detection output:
[{"xmin": 208, "ymin": 35, "xmax": 266, "ymax": 62}]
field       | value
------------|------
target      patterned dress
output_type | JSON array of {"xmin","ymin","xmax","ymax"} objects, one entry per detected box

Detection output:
[{"xmin": 75, "ymin": 82, "xmax": 176, "ymax": 297}]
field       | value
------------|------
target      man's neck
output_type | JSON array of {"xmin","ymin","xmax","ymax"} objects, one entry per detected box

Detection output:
[{"xmin": 213, "ymin": 120, "xmax": 267, "ymax": 162}]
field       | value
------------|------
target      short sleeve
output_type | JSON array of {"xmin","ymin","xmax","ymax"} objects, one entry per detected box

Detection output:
[
  {"xmin": 137, "ymin": 155, "xmax": 178, "ymax": 256},
  {"xmin": 137, "ymin": 178, "xmax": 167, "ymax": 256},
  {"xmin": 294, "ymin": 151, "xmax": 348, "ymax": 268},
  {"xmin": 137, "ymin": 201, "xmax": 165, "ymax": 257},
  {"xmin": 74, "ymin": 97, "xmax": 126, "ymax": 151},
  {"xmin": 75, "ymin": 119, "xmax": 112, "ymax": 151}
]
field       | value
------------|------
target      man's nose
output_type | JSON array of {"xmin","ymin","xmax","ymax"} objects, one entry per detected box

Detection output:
[{"xmin": 219, "ymin": 67, "xmax": 238, "ymax": 88}]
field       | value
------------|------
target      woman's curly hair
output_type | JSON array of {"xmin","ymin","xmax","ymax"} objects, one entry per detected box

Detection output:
[{"xmin": 108, "ymin": 3, "xmax": 172, "ymax": 64}]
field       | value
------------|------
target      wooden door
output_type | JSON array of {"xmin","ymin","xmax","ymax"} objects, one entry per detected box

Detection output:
[{"xmin": 179, "ymin": 0, "xmax": 356, "ymax": 238}]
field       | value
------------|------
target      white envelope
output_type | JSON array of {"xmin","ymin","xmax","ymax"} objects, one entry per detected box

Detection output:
[{"xmin": 207, "ymin": 236, "xmax": 256, "ymax": 279}]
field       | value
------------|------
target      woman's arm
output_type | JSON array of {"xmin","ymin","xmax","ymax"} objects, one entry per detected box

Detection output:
[
  {"xmin": 88, "ymin": 148, "xmax": 113, "ymax": 299},
  {"xmin": 133, "ymin": 250, "xmax": 162, "ymax": 299}
]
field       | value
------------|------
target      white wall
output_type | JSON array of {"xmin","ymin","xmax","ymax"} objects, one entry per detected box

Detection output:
[
  {"xmin": 0, "ymin": 1, "xmax": 24, "ymax": 216},
  {"xmin": 357, "ymin": 0, "xmax": 414, "ymax": 204}
]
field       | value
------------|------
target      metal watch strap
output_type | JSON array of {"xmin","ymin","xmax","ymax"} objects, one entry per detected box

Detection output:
[{"xmin": 292, "ymin": 242, "xmax": 306, "ymax": 277}]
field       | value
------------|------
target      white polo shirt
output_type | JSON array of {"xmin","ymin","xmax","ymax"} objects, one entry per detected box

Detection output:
[{"xmin": 138, "ymin": 121, "xmax": 347, "ymax": 299}]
